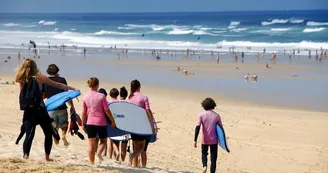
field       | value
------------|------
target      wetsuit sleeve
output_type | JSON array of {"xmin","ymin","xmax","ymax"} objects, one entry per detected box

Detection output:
[{"xmin": 194, "ymin": 126, "xmax": 200, "ymax": 142}]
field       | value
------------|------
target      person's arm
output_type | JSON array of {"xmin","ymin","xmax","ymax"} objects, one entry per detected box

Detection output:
[
  {"xmin": 38, "ymin": 74, "xmax": 77, "ymax": 91},
  {"xmin": 144, "ymin": 97, "xmax": 155, "ymax": 133},
  {"xmin": 217, "ymin": 114, "xmax": 223, "ymax": 127},
  {"xmin": 194, "ymin": 115, "xmax": 202, "ymax": 148},
  {"xmin": 103, "ymin": 96, "xmax": 115, "ymax": 128},
  {"xmin": 81, "ymin": 100, "xmax": 87, "ymax": 132}
]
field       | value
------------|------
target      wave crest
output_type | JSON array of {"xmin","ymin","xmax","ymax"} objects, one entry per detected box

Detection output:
[
  {"xmin": 38, "ymin": 20, "xmax": 56, "ymax": 26},
  {"xmin": 4, "ymin": 23, "xmax": 21, "ymax": 27},
  {"xmin": 261, "ymin": 19, "xmax": 289, "ymax": 26},
  {"xmin": 94, "ymin": 30, "xmax": 138, "ymax": 35},
  {"xmin": 271, "ymin": 28, "xmax": 291, "ymax": 32},
  {"xmin": 168, "ymin": 29, "xmax": 194, "ymax": 35},
  {"xmin": 303, "ymin": 28, "xmax": 326, "ymax": 33},
  {"xmin": 230, "ymin": 21, "xmax": 240, "ymax": 26},
  {"xmin": 306, "ymin": 21, "xmax": 328, "ymax": 26}
]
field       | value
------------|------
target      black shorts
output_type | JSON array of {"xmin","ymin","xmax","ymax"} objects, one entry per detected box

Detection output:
[
  {"xmin": 144, "ymin": 136, "xmax": 151, "ymax": 152},
  {"xmin": 112, "ymin": 139, "xmax": 128, "ymax": 145},
  {"xmin": 86, "ymin": 125, "xmax": 107, "ymax": 139},
  {"xmin": 131, "ymin": 134, "xmax": 147, "ymax": 141}
]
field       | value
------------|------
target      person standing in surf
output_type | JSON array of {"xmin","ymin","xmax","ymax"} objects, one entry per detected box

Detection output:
[
  {"xmin": 126, "ymin": 80, "xmax": 156, "ymax": 167},
  {"xmin": 43, "ymin": 64, "xmax": 75, "ymax": 146},
  {"xmin": 194, "ymin": 98, "xmax": 223, "ymax": 173},
  {"xmin": 15, "ymin": 58, "xmax": 78, "ymax": 161},
  {"xmin": 82, "ymin": 77, "xmax": 116, "ymax": 165}
]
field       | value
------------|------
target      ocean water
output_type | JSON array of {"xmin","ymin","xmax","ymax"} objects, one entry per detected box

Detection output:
[{"xmin": 0, "ymin": 10, "xmax": 328, "ymax": 51}]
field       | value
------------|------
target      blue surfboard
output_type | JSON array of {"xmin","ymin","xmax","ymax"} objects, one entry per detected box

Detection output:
[
  {"xmin": 45, "ymin": 91, "xmax": 81, "ymax": 111},
  {"xmin": 216, "ymin": 124, "xmax": 230, "ymax": 153}
]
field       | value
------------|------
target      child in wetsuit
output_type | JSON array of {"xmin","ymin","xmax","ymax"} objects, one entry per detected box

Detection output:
[{"xmin": 194, "ymin": 98, "xmax": 223, "ymax": 173}]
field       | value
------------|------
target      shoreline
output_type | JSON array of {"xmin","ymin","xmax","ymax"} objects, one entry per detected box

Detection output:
[{"xmin": 0, "ymin": 72, "xmax": 326, "ymax": 113}]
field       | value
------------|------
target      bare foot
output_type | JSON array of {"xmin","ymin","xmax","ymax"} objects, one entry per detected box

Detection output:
[
  {"xmin": 45, "ymin": 155, "xmax": 53, "ymax": 162},
  {"xmin": 97, "ymin": 153, "xmax": 103, "ymax": 164},
  {"xmin": 62, "ymin": 138, "xmax": 70, "ymax": 146},
  {"xmin": 23, "ymin": 154, "xmax": 29, "ymax": 160}
]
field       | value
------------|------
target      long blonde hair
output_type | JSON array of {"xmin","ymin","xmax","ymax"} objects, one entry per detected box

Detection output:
[{"xmin": 15, "ymin": 58, "xmax": 40, "ymax": 83}]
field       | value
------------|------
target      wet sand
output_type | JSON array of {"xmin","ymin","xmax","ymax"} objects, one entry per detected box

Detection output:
[{"xmin": 0, "ymin": 73, "xmax": 327, "ymax": 173}]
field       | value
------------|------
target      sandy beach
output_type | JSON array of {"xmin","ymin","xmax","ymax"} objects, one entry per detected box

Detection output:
[{"xmin": 0, "ymin": 67, "xmax": 327, "ymax": 173}]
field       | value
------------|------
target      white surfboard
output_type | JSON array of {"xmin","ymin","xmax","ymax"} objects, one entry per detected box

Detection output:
[{"xmin": 109, "ymin": 102, "xmax": 153, "ymax": 135}]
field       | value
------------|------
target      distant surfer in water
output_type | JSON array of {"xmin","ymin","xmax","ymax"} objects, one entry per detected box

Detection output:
[
  {"xmin": 43, "ymin": 64, "xmax": 76, "ymax": 146},
  {"xmin": 126, "ymin": 80, "xmax": 156, "ymax": 167},
  {"xmin": 82, "ymin": 77, "xmax": 116, "ymax": 165},
  {"xmin": 194, "ymin": 98, "xmax": 223, "ymax": 173}
]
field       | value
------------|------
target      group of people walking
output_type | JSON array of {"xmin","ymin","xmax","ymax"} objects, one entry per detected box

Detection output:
[{"xmin": 15, "ymin": 58, "xmax": 222, "ymax": 173}]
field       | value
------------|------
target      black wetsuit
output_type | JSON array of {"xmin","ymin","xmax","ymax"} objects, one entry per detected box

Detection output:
[{"xmin": 21, "ymin": 83, "xmax": 53, "ymax": 157}]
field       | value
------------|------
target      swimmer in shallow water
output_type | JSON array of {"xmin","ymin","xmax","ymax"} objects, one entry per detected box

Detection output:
[
  {"xmin": 244, "ymin": 73, "xmax": 249, "ymax": 81},
  {"xmin": 252, "ymin": 73, "xmax": 258, "ymax": 82}
]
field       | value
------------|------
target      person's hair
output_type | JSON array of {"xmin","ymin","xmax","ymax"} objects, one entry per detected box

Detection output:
[
  {"xmin": 87, "ymin": 77, "xmax": 99, "ymax": 89},
  {"xmin": 46, "ymin": 64, "xmax": 60, "ymax": 75},
  {"xmin": 98, "ymin": 88, "xmax": 107, "ymax": 97},
  {"xmin": 128, "ymin": 79, "xmax": 141, "ymax": 99},
  {"xmin": 120, "ymin": 86, "xmax": 128, "ymax": 100},
  {"xmin": 15, "ymin": 58, "xmax": 40, "ymax": 83},
  {"xmin": 201, "ymin": 98, "xmax": 217, "ymax": 111},
  {"xmin": 109, "ymin": 88, "xmax": 119, "ymax": 98}
]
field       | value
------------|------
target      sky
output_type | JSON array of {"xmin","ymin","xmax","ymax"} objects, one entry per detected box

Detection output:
[{"xmin": 1, "ymin": 0, "xmax": 327, "ymax": 13}]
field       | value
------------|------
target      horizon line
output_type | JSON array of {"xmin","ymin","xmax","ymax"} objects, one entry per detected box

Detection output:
[{"xmin": 1, "ymin": 9, "xmax": 327, "ymax": 14}]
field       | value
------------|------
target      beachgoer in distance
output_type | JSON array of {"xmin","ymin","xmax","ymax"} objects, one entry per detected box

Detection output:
[
  {"xmin": 43, "ymin": 64, "xmax": 75, "ymax": 146},
  {"xmin": 15, "ymin": 58, "xmax": 77, "ymax": 161},
  {"xmin": 126, "ymin": 80, "xmax": 156, "ymax": 167},
  {"xmin": 194, "ymin": 98, "xmax": 223, "ymax": 173},
  {"xmin": 216, "ymin": 53, "xmax": 220, "ymax": 64},
  {"xmin": 252, "ymin": 73, "xmax": 258, "ymax": 82},
  {"xmin": 82, "ymin": 77, "xmax": 116, "ymax": 165},
  {"xmin": 245, "ymin": 73, "xmax": 249, "ymax": 81}
]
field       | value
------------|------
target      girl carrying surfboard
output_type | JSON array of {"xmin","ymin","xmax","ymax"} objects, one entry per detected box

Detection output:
[{"xmin": 126, "ymin": 79, "xmax": 156, "ymax": 167}]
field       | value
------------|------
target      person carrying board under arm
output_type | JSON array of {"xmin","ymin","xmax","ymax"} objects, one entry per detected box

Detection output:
[
  {"xmin": 194, "ymin": 98, "xmax": 222, "ymax": 173},
  {"xmin": 43, "ymin": 64, "xmax": 75, "ymax": 146}
]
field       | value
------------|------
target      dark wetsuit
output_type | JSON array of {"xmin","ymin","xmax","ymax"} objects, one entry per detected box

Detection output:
[{"xmin": 22, "ymin": 84, "xmax": 53, "ymax": 157}]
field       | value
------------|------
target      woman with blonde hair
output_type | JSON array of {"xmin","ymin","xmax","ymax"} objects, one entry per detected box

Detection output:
[
  {"xmin": 82, "ymin": 77, "xmax": 116, "ymax": 165},
  {"xmin": 15, "ymin": 58, "xmax": 77, "ymax": 161}
]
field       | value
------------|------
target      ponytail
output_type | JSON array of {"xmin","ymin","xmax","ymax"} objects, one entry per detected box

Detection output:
[{"xmin": 128, "ymin": 79, "xmax": 141, "ymax": 99}]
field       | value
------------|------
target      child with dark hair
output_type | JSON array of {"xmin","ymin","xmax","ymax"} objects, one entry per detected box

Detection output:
[
  {"xmin": 120, "ymin": 87, "xmax": 128, "ymax": 100},
  {"xmin": 194, "ymin": 98, "xmax": 223, "ymax": 173}
]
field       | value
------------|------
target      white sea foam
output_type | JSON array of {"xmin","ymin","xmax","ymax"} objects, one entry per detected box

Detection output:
[
  {"xmin": 271, "ymin": 28, "xmax": 291, "ymax": 32},
  {"xmin": 200, "ymin": 27, "xmax": 214, "ymax": 31},
  {"xmin": 125, "ymin": 24, "xmax": 188, "ymax": 30},
  {"xmin": 228, "ymin": 26, "xmax": 236, "ymax": 29},
  {"xmin": 303, "ymin": 28, "xmax": 326, "ymax": 33},
  {"xmin": 4, "ymin": 23, "xmax": 22, "ymax": 27},
  {"xmin": 290, "ymin": 19, "xmax": 304, "ymax": 24},
  {"xmin": 212, "ymin": 30, "xmax": 227, "ymax": 34},
  {"xmin": 230, "ymin": 21, "xmax": 240, "ymax": 26},
  {"xmin": 118, "ymin": 26, "xmax": 134, "ymax": 30},
  {"xmin": 217, "ymin": 40, "xmax": 328, "ymax": 49},
  {"xmin": 152, "ymin": 27, "xmax": 165, "ymax": 31},
  {"xmin": 38, "ymin": 20, "xmax": 56, "ymax": 26},
  {"xmin": 94, "ymin": 30, "xmax": 138, "ymax": 35},
  {"xmin": 0, "ymin": 30, "xmax": 327, "ymax": 51},
  {"xmin": 231, "ymin": 28, "xmax": 248, "ymax": 32},
  {"xmin": 192, "ymin": 31, "xmax": 218, "ymax": 36},
  {"xmin": 306, "ymin": 21, "xmax": 328, "ymax": 26},
  {"xmin": 54, "ymin": 28, "xmax": 58, "ymax": 31},
  {"xmin": 168, "ymin": 29, "xmax": 194, "ymax": 35},
  {"xmin": 71, "ymin": 28, "xmax": 76, "ymax": 31},
  {"xmin": 261, "ymin": 19, "xmax": 289, "ymax": 25}
]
